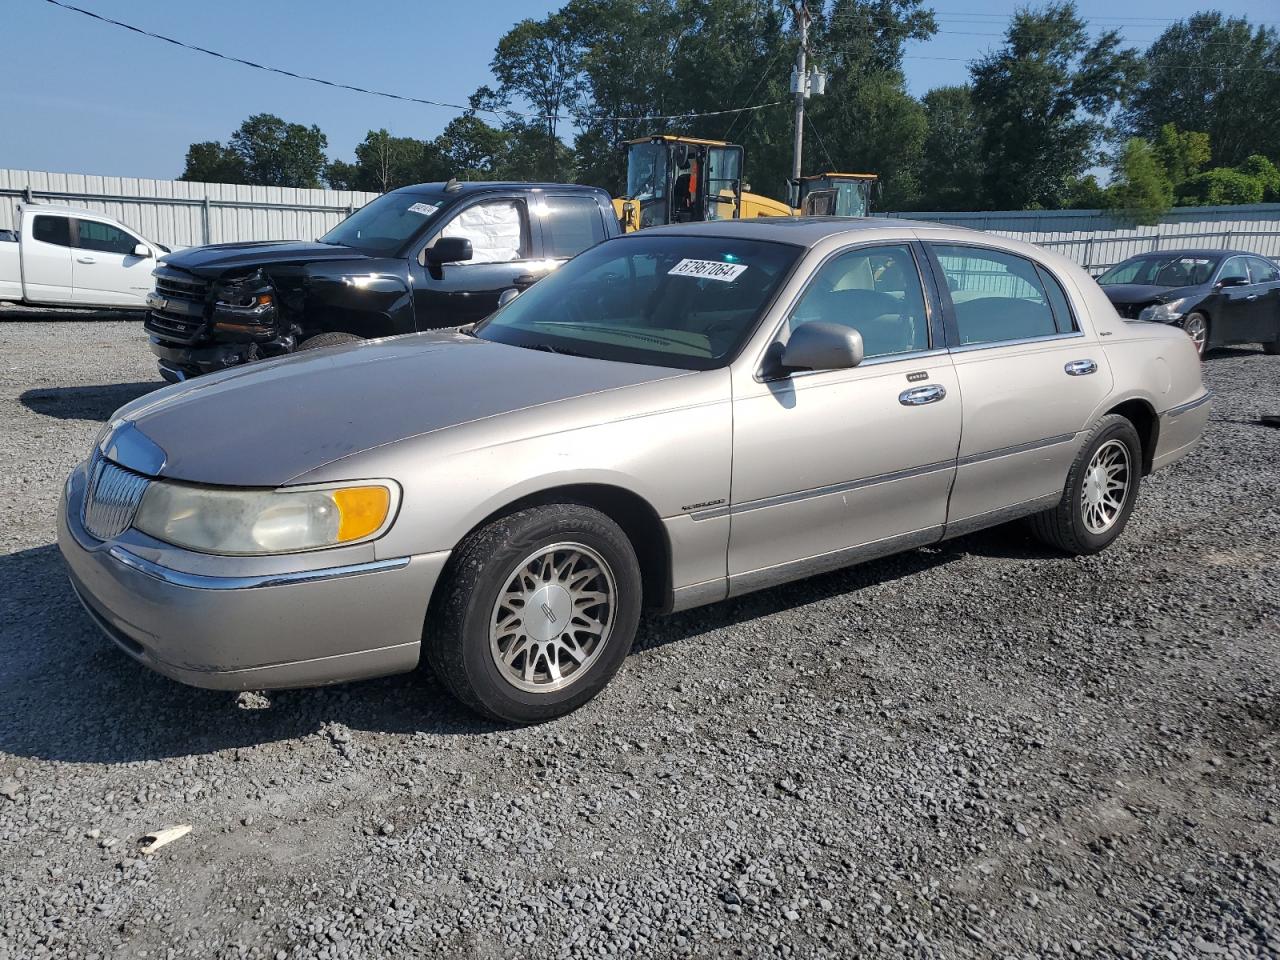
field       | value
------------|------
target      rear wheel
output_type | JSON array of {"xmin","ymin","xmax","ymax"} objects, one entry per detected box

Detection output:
[
  {"xmin": 1029, "ymin": 414, "xmax": 1142, "ymax": 555},
  {"xmin": 426, "ymin": 504, "xmax": 642, "ymax": 724},
  {"xmin": 1182, "ymin": 312, "xmax": 1209, "ymax": 358},
  {"xmin": 298, "ymin": 331, "xmax": 362, "ymax": 351}
]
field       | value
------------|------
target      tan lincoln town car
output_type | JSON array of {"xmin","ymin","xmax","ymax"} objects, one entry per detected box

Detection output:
[{"xmin": 59, "ymin": 219, "xmax": 1210, "ymax": 723}]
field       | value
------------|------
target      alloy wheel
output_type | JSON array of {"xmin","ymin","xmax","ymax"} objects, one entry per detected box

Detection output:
[
  {"xmin": 488, "ymin": 542, "xmax": 616, "ymax": 694},
  {"xmin": 1183, "ymin": 313, "xmax": 1207, "ymax": 356},
  {"xmin": 1080, "ymin": 439, "xmax": 1131, "ymax": 535}
]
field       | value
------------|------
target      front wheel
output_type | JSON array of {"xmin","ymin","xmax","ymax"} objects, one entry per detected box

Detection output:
[
  {"xmin": 425, "ymin": 504, "xmax": 642, "ymax": 724},
  {"xmin": 1182, "ymin": 312, "xmax": 1209, "ymax": 358},
  {"xmin": 1029, "ymin": 414, "xmax": 1142, "ymax": 555}
]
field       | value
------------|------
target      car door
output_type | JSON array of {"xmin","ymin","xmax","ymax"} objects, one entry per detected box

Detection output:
[
  {"xmin": 925, "ymin": 241, "xmax": 1114, "ymax": 531},
  {"xmin": 1245, "ymin": 256, "xmax": 1280, "ymax": 344},
  {"xmin": 21, "ymin": 214, "xmax": 75, "ymax": 303},
  {"xmin": 412, "ymin": 196, "xmax": 553, "ymax": 328},
  {"xmin": 532, "ymin": 193, "xmax": 609, "ymax": 267},
  {"xmin": 727, "ymin": 242, "xmax": 960, "ymax": 594},
  {"xmin": 1211, "ymin": 256, "xmax": 1255, "ymax": 346},
  {"xmin": 71, "ymin": 218, "xmax": 154, "ymax": 307}
]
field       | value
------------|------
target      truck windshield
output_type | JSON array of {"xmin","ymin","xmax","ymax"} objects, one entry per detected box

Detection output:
[
  {"xmin": 475, "ymin": 235, "xmax": 802, "ymax": 371},
  {"xmin": 319, "ymin": 191, "xmax": 447, "ymax": 256}
]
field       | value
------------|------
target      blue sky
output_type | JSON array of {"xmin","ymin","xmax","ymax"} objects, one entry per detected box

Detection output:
[{"xmin": 0, "ymin": 0, "xmax": 1270, "ymax": 181}]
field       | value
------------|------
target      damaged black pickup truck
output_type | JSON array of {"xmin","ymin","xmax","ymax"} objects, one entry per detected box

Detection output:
[{"xmin": 144, "ymin": 181, "xmax": 619, "ymax": 381}]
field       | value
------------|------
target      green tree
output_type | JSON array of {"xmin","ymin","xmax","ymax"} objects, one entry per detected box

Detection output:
[
  {"xmin": 228, "ymin": 114, "xmax": 329, "ymax": 188},
  {"xmin": 1238, "ymin": 154, "xmax": 1280, "ymax": 202},
  {"xmin": 1151, "ymin": 123, "xmax": 1210, "ymax": 186},
  {"xmin": 970, "ymin": 2, "xmax": 1141, "ymax": 210},
  {"xmin": 326, "ymin": 129, "xmax": 450, "ymax": 192},
  {"xmin": 491, "ymin": 14, "xmax": 584, "ymax": 180},
  {"xmin": 437, "ymin": 113, "xmax": 511, "ymax": 180},
  {"xmin": 179, "ymin": 141, "xmax": 246, "ymax": 184},
  {"xmin": 1177, "ymin": 168, "xmax": 1265, "ymax": 206},
  {"xmin": 1126, "ymin": 14, "xmax": 1280, "ymax": 169},
  {"xmin": 1106, "ymin": 138, "xmax": 1173, "ymax": 224},
  {"xmin": 916, "ymin": 85, "xmax": 984, "ymax": 210}
]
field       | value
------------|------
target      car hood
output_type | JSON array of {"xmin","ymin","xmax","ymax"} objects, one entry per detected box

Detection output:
[
  {"xmin": 1100, "ymin": 282, "xmax": 1201, "ymax": 306},
  {"xmin": 159, "ymin": 240, "xmax": 373, "ymax": 277},
  {"xmin": 108, "ymin": 332, "xmax": 687, "ymax": 486}
]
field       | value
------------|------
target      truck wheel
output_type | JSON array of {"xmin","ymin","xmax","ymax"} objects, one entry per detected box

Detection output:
[
  {"xmin": 298, "ymin": 332, "xmax": 362, "ymax": 351},
  {"xmin": 425, "ymin": 504, "xmax": 642, "ymax": 724},
  {"xmin": 1028, "ymin": 414, "xmax": 1142, "ymax": 556}
]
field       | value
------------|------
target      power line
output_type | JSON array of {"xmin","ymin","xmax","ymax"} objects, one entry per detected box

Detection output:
[{"xmin": 41, "ymin": 0, "xmax": 787, "ymax": 125}]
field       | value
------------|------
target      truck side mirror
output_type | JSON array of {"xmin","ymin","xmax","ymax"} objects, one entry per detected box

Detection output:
[
  {"xmin": 427, "ymin": 236, "xmax": 473, "ymax": 265},
  {"xmin": 133, "ymin": 243, "xmax": 151, "ymax": 258}
]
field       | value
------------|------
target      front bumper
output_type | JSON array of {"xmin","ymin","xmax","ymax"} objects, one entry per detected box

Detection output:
[
  {"xmin": 149, "ymin": 337, "xmax": 264, "ymax": 381},
  {"xmin": 58, "ymin": 461, "xmax": 450, "ymax": 691}
]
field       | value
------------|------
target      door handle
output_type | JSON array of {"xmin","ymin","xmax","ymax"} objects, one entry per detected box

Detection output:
[
  {"xmin": 512, "ymin": 274, "xmax": 539, "ymax": 288},
  {"xmin": 899, "ymin": 384, "xmax": 946, "ymax": 406},
  {"xmin": 1246, "ymin": 294, "xmax": 1258, "ymax": 301},
  {"xmin": 1065, "ymin": 359, "xmax": 1097, "ymax": 376},
  {"xmin": 76, "ymin": 256, "xmax": 96, "ymax": 264}
]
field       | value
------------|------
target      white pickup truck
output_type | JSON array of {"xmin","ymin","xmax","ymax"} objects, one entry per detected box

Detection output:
[{"xmin": 0, "ymin": 203, "xmax": 171, "ymax": 310}]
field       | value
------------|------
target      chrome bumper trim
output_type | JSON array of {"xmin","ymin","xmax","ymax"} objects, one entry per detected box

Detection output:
[
  {"xmin": 1160, "ymin": 391, "xmax": 1212, "ymax": 418},
  {"xmin": 106, "ymin": 547, "xmax": 411, "ymax": 591}
]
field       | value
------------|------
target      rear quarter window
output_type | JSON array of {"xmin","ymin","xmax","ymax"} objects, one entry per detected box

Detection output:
[{"xmin": 32, "ymin": 216, "xmax": 72, "ymax": 247}]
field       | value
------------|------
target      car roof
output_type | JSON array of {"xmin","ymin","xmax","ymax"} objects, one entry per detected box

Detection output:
[
  {"xmin": 1116, "ymin": 248, "xmax": 1265, "ymax": 261},
  {"xmin": 392, "ymin": 181, "xmax": 610, "ymax": 197},
  {"xmin": 636, "ymin": 216, "xmax": 974, "ymax": 247},
  {"xmin": 21, "ymin": 202, "xmax": 124, "ymax": 221}
]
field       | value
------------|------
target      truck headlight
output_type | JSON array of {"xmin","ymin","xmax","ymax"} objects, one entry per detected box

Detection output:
[
  {"xmin": 1138, "ymin": 297, "xmax": 1191, "ymax": 323},
  {"xmin": 133, "ymin": 480, "xmax": 398, "ymax": 555}
]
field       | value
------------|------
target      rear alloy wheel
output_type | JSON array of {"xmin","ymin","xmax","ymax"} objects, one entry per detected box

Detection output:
[
  {"xmin": 426, "ymin": 504, "xmax": 642, "ymax": 724},
  {"xmin": 1029, "ymin": 414, "xmax": 1142, "ymax": 555},
  {"xmin": 1182, "ymin": 312, "xmax": 1208, "ymax": 358}
]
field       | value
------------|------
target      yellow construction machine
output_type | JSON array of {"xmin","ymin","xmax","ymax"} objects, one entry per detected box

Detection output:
[
  {"xmin": 612, "ymin": 135, "xmax": 792, "ymax": 232},
  {"xmin": 612, "ymin": 135, "xmax": 880, "ymax": 231}
]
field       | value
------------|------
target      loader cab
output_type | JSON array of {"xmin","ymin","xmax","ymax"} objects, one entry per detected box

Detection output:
[
  {"xmin": 797, "ymin": 173, "xmax": 878, "ymax": 217},
  {"xmin": 617, "ymin": 136, "xmax": 744, "ymax": 232}
]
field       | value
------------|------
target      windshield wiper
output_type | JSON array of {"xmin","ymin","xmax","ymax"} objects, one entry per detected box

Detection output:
[{"xmin": 528, "ymin": 342, "xmax": 586, "ymax": 357}]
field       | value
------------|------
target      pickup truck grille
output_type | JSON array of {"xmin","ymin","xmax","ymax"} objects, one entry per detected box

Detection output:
[
  {"xmin": 82, "ymin": 455, "xmax": 150, "ymax": 541},
  {"xmin": 146, "ymin": 269, "xmax": 210, "ymax": 343}
]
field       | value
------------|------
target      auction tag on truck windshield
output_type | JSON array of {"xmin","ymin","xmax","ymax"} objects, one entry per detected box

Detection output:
[
  {"xmin": 407, "ymin": 202, "xmax": 439, "ymax": 216},
  {"xmin": 668, "ymin": 259, "xmax": 748, "ymax": 282}
]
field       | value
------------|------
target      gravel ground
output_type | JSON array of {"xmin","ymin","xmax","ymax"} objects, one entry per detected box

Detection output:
[{"xmin": 1, "ymin": 318, "xmax": 1278, "ymax": 960}]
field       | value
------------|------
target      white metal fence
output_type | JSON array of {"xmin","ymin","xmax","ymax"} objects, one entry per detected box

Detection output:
[
  {"xmin": 885, "ymin": 203, "xmax": 1280, "ymax": 272},
  {"xmin": 0, "ymin": 169, "xmax": 378, "ymax": 250}
]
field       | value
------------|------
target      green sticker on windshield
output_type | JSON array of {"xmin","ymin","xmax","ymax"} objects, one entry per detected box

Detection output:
[{"xmin": 668, "ymin": 258, "xmax": 748, "ymax": 282}]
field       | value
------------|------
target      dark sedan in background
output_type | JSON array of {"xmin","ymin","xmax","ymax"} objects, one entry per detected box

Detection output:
[{"xmin": 1097, "ymin": 249, "xmax": 1280, "ymax": 358}]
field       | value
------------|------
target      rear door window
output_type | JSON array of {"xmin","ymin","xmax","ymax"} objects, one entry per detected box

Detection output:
[
  {"xmin": 75, "ymin": 219, "xmax": 139, "ymax": 255},
  {"xmin": 32, "ymin": 216, "xmax": 72, "ymax": 247},
  {"xmin": 539, "ymin": 195, "xmax": 607, "ymax": 259},
  {"xmin": 931, "ymin": 244, "xmax": 1059, "ymax": 346},
  {"xmin": 1247, "ymin": 257, "xmax": 1279, "ymax": 283}
]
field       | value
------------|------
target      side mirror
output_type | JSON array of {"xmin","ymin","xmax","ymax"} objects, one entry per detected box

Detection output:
[
  {"xmin": 133, "ymin": 243, "xmax": 151, "ymax": 258},
  {"xmin": 779, "ymin": 323, "xmax": 865, "ymax": 373},
  {"xmin": 1216, "ymin": 275, "xmax": 1247, "ymax": 288},
  {"xmin": 426, "ymin": 236, "xmax": 473, "ymax": 265},
  {"xmin": 497, "ymin": 287, "xmax": 521, "ymax": 308}
]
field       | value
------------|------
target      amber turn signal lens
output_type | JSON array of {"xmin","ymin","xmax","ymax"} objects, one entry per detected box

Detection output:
[{"xmin": 333, "ymin": 486, "xmax": 391, "ymax": 542}]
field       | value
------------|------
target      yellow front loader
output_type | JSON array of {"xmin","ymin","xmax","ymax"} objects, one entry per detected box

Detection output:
[{"xmin": 612, "ymin": 135, "xmax": 792, "ymax": 233}]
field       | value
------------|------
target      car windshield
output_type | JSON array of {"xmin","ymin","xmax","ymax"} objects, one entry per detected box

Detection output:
[
  {"xmin": 319, "ymin": 190, "xmax": 447, "ymax": 255},
  {"xmin": 1097, "ymin": 254, "xmax": 1219, "ymax": 287},
  {"xmin": 475, "ymin": 235, "xmax": 802, "ymax": 370}
]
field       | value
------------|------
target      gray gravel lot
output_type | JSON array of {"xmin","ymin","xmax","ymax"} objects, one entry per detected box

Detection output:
[{"xmin": 1, "ymin": 316, "xmax": 1278, "ymax": 960}]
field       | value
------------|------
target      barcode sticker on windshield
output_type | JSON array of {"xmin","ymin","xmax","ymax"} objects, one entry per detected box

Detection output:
[
  {"xmin": 407, "ymin": 202, "xmax": 439, "ymax": 216},
  {"xmin": 668, "ymin": 259, "xmax": 748, "ymax": 282}
]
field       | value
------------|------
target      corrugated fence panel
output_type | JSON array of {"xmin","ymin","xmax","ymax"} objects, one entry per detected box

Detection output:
[
  {"xmin": 886, "ymin": 204, "xmax": 1280, "ymax": 270},
  {"xmin": 0, "ymin": 169, "xmax": 377, "ymax": 249}
]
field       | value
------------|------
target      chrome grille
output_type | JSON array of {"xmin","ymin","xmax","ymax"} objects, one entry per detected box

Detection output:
[
  {"xmin": 154, "ymin": 272, "xmax": 209, "ymax": 303},
  {"xmin": 82, "ymin": 456, "xmax": 150, "ymax": 541}
]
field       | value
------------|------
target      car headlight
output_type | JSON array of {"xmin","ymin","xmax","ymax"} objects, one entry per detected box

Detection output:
[
  {"xmin": 1138, "ymin": 297, "xmax": 1192, "ymax": 323},
  {"xmin": 133, "ymin": 480, "xmax": 398, "ymax": 555}
]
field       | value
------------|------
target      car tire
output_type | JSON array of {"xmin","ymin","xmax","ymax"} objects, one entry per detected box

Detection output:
[
  {"xmin": 297, "ymin": 332, "xmax": 362, "ymax": 351},
  {"xmin": 1029, "ymin": 414, "xmax": 1142, "ymax": 556},
  {"xmin": 425, "ymin": 504, "xmax": 643, "ymax": 724},
  {"xmin": 1263, "ymin": 339, "xmax": 1280, "ymax": 356},
  {"xmin": 1182, "ymin": 312, "xmax": 1209, "ymax": 358}
]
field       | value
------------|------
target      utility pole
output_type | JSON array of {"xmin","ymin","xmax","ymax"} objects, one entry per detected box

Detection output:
[{"xmin": 790, "ymin": 1, "xmax": 810, "ymax": 187}]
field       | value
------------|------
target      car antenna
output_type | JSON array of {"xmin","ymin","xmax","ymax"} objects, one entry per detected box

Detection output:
[{"xmin": 445, "ymin": 177, "xmax": 462, "ymax": 193}]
